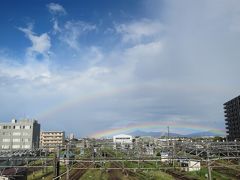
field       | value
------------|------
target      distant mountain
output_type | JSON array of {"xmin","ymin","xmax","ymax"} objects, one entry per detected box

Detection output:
[
  {"xmin": 185, "ymin": 131, "xmax": 224, "ymax": 137},
  {"xmin": 129, "ymin": 130, "xmax": 224, "ymax": 138},
  {"xmin": 129, "ymin": 130, "xmax": 182, "ymax": 137}
]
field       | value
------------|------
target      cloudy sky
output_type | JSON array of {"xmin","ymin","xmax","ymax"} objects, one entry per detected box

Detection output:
[{"xmin": 0, "ymin": 0, "xmax": 239, "ymax": 137}]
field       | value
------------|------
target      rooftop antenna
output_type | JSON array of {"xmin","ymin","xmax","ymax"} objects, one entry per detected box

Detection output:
[
  {"xmin": 167, "ymin": 126, "xmax": 170, "ymax": 146},
  {"xmin": 167, "ymin": 126, "xmax": 170, "ymax": 138},
  {"xmin": 22, "ymin": 112, "xmax": 26, "ymax": 120}
]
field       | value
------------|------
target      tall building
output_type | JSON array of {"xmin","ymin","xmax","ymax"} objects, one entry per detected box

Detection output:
[
  {"xmin": 40, "ymin": 131, "xmax": 65, "ymax": 151},
  {"xmin": 224, "ymin": 95, "xmax": 240, "ymax": 141},
  {"xmin": 0, "ymin": 119, "xmax": 40, "ymax": 150}
]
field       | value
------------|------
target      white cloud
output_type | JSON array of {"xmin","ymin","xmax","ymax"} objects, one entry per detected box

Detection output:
[
  {"xmin": 47, "ymin": 3, "xmax": 66, "ymax": 15},
  {"xmin": 19, "ymin": 26, "xmax": 51, "ymax": 58},
  {"xmin": 47, "ymin": 3, "xmax": 65, "ymax": 35},
  {"xmin": 0, "ymin": 57, "xmax": 51, "ymax": 82},
  {"xmin": 60, "ymin": 21, "xmax": 96, "ymax": 50},
  {"xmin": 115, "ymin": 19, "xmax": 163, "ymax": 43},
  {"xmin": 2, "ymin": 0, "xmax": 240, "ymax": 136},
  {"xmin": 53, "ymin": 20, "xmax": 61, "ymax": 34}
]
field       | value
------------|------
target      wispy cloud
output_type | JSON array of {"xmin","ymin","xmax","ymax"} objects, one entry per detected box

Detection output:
[
  {"xmin": 18, "ymin": 25, "xmax": 51, "ymax": 59},
  {"xmin": 47, "ymin": 3, "xmax": 66, "ymax": 35},
  {"xmin": 59, "ymin": 20, "xmax": 96, "ymax": 50},
  {"xmin": 52, "ymin": 19, "xmax": 61, "ymax": 34},
  {"xmin": 1, "ymin": 1, "xmax": 240, "ymax": 136},
  {"xmin": 115, "ymin": 19, "xmax": 163, "ymax": 43},
  {"xmin": 0, "ymin": 59, "xmax": 51, "ymax": 82},
  {"xmin": 47, "ymin": 3, "xmax": 66, "ymax": 15}
]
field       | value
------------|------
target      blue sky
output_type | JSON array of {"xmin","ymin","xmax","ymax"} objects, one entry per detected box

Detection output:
[
  {"xmin": 0, "ymin": 0, "xmax": 152, "ymax": 53},
  {"xmin": 0, "ymin": 0, "xmax": 239, "ymax": 137}
]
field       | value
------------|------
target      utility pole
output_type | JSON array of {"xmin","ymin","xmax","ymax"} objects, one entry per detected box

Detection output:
[
  {"xmin": 167, "ymin": 126, "xmax": 170, "ymax": 164},
  {"xmin": 66, "ymin": 143, "xmax": 70, "ymax": 180},
  {"xmin": 167, "ymin": 126, "xmax": 170, "ymax": 146},
  {"xmin": 207, "ymin": 143, "xmax": 212, "ymax": 180},
  {"xmin": 172, "ymin": 140, "xmax": 175, "ymax": 168},
  {"xmin": 54, "ymin": 146, "xmax": 60, "ymax": 180},
  {"xmin": 44, "ymin": 150, "xmax": 47, "ymax": 173}
]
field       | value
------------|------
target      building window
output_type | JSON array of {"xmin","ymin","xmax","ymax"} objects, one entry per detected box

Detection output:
[
  {"xmin": 13, "ymin": 132, "xmax": 21, "ymax": 136},
  {"xmin": 22, "ymin": 145, "xmax": 30, "ymax": 149},
  {"xmin": 3, "ymin": 139, "xmax": 10, "ymax": 142},
  {"xmin": 13, "ymin": 139, "xmax": 21, "ymax": 142},
  {"xmin": 25, "ymin": 125, "xmax": 31, "ymax": 129},
  {"xmin": 23, "ymin": 132, "xmax": 29, "ymax": 136},
  {"xmin": 2, "ymin": 145, "xmax": 10, "ymax": 149},
  {"xmin": 23, "ymin": 138, "xmax": 29, "ymax": 142},
  {"xmin": 2, "ymin": 132, "xmax": 10, "ymax": 136},
  {"xmin": 12, "ymin": 145, "xmax": 20, "ymax": 149}
]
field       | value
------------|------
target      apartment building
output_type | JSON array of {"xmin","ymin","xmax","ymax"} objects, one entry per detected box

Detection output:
[
  {"xmin": 0, "ymin": 119, "xmax": 40, "ymax": 150},
  {"xmin": 224, "ymin": 95, "xmax": 240, "ymax": 141},
  {"xmin": 40, "ymin": 131, "xmax": 65, "ymax": 151}
]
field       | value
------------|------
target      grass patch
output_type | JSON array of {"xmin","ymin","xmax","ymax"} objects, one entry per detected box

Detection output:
[
  {"xmin": 186, "ymin": 167, "xmax": 237, "ymax": 180},
  {"xmin": 27, "ymin": 167, "xmax": 53, "ymax": 180},
  {"xmin": 147, "ymin": 170, "xmax": 174, "ymax": 180},
  {"xmin": 80, "ymin": 169, "xmax": 108, "ymax": 180}
]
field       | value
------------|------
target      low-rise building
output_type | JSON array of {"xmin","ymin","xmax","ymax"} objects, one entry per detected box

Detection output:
[
  {"xmin": 0, "ymin": 119, "xmax": 40, "ymax": 150},
  {"xmin": 180, "ymin": 160, "xmax": 201, "ymax": 171},
  {"xmin": 160, "ymin": 152, "xmax": 170, "ymax": 162},
  {"xmin": 40, "ymin": 131, "xmax": 65, "ymax": 151},
  {"xmin": 113, "ymin": 134, "xmax": 133, "ymax": 150}
]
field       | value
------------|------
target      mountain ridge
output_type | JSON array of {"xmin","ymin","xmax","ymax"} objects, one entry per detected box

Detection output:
[{"xmin": 128, "ymin": 130, "xmax": 224, "ymax": 137}]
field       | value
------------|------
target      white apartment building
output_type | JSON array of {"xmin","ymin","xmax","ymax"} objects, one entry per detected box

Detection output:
[
  {"xmin": 113, "ymin": 134, "xmax": 133, "ymax": 150},
  {"xmin": 40, "ymin": 131, "xmax": 65, "ymax": 151}
]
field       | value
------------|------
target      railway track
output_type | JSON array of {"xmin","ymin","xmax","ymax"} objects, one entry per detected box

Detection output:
[
  {"xmin": 108, "ymin": 155, "xmax": 149, "ymax": 180},
  {"xmin": 69, "ymin": 162, "xmax": 92, "ymax": 180},
  {"xmin": 165, "ymin": 169, "xmax": 198, "ymax": 180},
  {"xmin": 61, "ymin": 148, "xmax": 205, "ymax": 180},
  {"xmin": 211, "ymin": 161, "xmax": 240, "ymax": 179},
  {"xmin": 103, "ymin": 149, "xmax": 136, "ymax": 179}
]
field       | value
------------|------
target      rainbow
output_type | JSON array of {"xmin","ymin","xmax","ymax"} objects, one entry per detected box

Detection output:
[
  {"xmin": 90, "ymin": 121, "xmax": 226, "ymax": 138},
  {"xmin": 34, "ymin": 84, "xmax": 226, "ymax": 139},
  {"xmin": 37, "ymin": 84, "xmax": 139, "ymax": 120}
]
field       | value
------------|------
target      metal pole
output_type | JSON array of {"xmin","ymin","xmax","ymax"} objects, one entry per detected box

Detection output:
[
  {"xmin": 173, "ymin": 140, "xmax": 175, "ymax": 168},
  {"xmin": 167, "ymin": 126, "xmax": 170, "ymax": 164},
  {"xmin": 45, "ymin": 150, "xmax": 47, "ymax": 173},
  {"xmin": 207, "ymin": 143, "xmax": 212, "ymax": 180},
  {"xmin": 66, "ymin": 143, "xmax": 70, "ymax": 180},
  {"xmin": 54, "ymin": 146, "xmax": 60, "ymax": 180},
  {"xmin": 167, "ymin": 126, "xmax": 170, "ymax": 146}
]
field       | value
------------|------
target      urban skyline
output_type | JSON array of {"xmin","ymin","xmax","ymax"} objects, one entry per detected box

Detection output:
[{"xmin": 0, "ymin": 0, "xmax": 240, "ymax": 137}]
